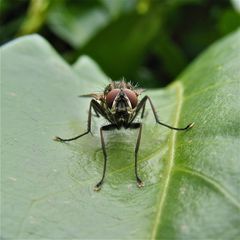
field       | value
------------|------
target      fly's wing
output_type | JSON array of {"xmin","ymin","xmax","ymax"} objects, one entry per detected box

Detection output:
[{"xmin": 79, "ymin": 92, "xmax": 104, "ymax": 100}]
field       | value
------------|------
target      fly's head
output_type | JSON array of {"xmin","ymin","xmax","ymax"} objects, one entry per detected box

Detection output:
[
  {"xmin": 104, "ymin": 81, "xmax": 143, "ymax": 124},
  {"xmin": 105, "ymin": 88, "xmax": 136, "ymax": 112},
  {"xmin": 80, "ymin": 80, "xmax": 144, "ymax": 125}
]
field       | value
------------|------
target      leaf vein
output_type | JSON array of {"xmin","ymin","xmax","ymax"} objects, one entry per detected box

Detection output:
[
  {"xmin": 150, "ymin": 81, "xmax": 184, "ymax": 239},
  {"xmin": 174, "ymin": 166, "xmax": 240, "ymax": 210}
]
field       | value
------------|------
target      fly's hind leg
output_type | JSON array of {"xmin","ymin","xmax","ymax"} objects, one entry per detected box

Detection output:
[
  {"xmin": 94, "ymin": 124, "xmax": 117, "ymax": 191},
  {"xmin": 129, "ymin": 122, "xmax": 144, "ymax": 188}
]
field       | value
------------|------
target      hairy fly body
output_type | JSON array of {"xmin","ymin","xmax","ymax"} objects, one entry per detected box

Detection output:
[{"xmin": 54, "ymin": 80, "xmax": 194, "ymax": 191}]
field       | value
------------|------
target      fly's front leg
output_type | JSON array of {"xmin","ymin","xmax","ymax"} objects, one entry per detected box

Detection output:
[
  {"xmin": 94, "ymin": 124, "xmax": 117, "ymax": 191},
  {"xmin": 141, "ymin": 101, "xmax": 146, "ymax": 119},
  {"xmin": 129, "ymin": 123, "xmax": 144, "ymax": 188},
  {"xmin": 129, "ymin": 96, "xmax": 148, "ymax": 124},
  {"xmin": 131, "ymin": 96, "xmax": 194, "ymax": 130},
  {"xmin": 54, "ymin": 99, "xmax": 103, "ymax": 142},
  {"xmin": 145, "ymin": 96, "xmax": 194, "ymax": 130},
  {"xmin": 93, "ymin": 107, "xmax": 100, "ymax": 118}
]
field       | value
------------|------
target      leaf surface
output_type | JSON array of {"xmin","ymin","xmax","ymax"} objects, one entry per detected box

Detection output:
[{"xmin": 1, "ymin": 30, "xmax": 240, "ymax": 239}]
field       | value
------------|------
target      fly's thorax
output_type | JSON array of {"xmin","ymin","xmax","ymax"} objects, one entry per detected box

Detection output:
[{"xmin": 114, "ymin": 109, "xmax": 132, "ymax": 127}]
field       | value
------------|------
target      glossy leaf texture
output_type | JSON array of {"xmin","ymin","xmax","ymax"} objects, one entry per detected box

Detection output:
[{"xmin": 1, "ymin": 30, "xmax": 240, "ymax": 239}]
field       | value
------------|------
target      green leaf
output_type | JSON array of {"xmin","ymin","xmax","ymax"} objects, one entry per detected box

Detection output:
[
  {"xmin": 100, "ymin": 0, "xmax": 137, "ymax": 17},
  {"xmin": 47, "ymin": 4, "xmax": 110, "ymax": 48},
  {"xmin": 81, "ymin": 10, "xmax": 161, "ymax": 80},
  {"xmin": 47, "ymin": 0, "xmax": 137, "ymax": 48},
  {"xmin": 1, "ymin": 30, "xmax": 240, "ymax": 239}
]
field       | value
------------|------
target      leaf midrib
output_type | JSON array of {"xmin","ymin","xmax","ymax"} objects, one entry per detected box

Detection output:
[{"xmin": 150, "ymin": 81, "xmax": 184, "ymax": 239}]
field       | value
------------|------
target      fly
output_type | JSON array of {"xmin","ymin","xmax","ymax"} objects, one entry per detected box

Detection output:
[{"xmin": 54, "ymin": 80, "xmax": 194, "ymax": 191}]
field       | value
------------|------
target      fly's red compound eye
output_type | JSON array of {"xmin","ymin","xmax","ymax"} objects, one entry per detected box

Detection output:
[
  {"xmin": 106, "ymin": 89, "xmax": 120, "ymax": 108},
  {"xmin": 123, "ymin": 89, "xmax": 138, "ymax": 108}
]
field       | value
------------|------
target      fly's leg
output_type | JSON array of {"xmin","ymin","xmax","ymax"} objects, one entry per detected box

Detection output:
[
  {"xmin": 129, "ymin": 123, "xmax": 144, "ymax": 188},
  {"xmin": 145, "ymin": 96, "xmax": 194, "ymax": 130},
  {"xmin": 54, "ymin": 99, "xmax": 108, "ymax": 142},
  {"xmin": 93, "ymin": 107, "xmax": 100, "ymax": 118},
  {"xmin": 130, "ymin": 96, "xmax": 194, "ymax": 130},
  {"xmin": 141, "ymin": 101, "xmax": 146, "ymax": 119},
  {"xmin": 94, "ymin": 124, "xmax": 117, "ymax": 191}
]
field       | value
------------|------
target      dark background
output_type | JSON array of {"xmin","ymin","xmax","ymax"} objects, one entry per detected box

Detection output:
[{"xmin": 1, "ymin": 0, "xmax": 240, "ymax": 87}]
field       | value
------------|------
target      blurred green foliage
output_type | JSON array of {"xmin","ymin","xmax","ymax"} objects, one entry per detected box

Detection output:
[{"xmin": 1, "ymin": 0, "xmax": 240, "ymax": 87}]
